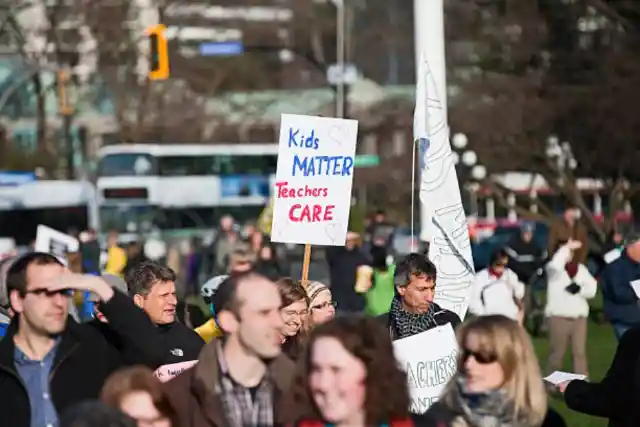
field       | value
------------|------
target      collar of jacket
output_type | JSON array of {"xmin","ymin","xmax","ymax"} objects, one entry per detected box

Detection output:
[
  {"xmin": 0, "ymin": 316, "xmax": 81, "ymax": 375},
  {"xmin": 190, "ymin": 339, "xmax": 293, "ymax": 425}
]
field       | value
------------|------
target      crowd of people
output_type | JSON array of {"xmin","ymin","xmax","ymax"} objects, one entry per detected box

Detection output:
[{"xmin": 0, "ymin": 206, "xmax": 639, "ymax": 427}]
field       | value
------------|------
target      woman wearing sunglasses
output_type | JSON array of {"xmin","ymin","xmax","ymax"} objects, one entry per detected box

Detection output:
[{"xmin": 425, "ymin": 315, "xmax": 566, "ymax": 427}]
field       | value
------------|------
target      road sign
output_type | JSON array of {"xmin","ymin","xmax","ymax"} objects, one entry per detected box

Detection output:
[
  {"xmin": 354, "ymin": 154, "xmax": 380, "ymax": 168},
  {"xmin": 199, "ymin": 40, "xmax": 244, "ymax": 56},
  {"xmin": 327, "ymin": 63, "xmax": 358, "ymax": 85}
]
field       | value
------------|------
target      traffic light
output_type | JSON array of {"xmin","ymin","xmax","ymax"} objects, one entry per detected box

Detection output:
[{"xmin": 146, "ymin": 24, "xmax": 169, "ymax": 80}]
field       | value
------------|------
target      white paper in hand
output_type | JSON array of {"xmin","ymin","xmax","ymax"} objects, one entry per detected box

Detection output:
[
  {"xmin": 603, "ymin": 248, "xmax": 621, "ymax": 264},
  {"xmin": 630, "ymin": 279, "xmax": 640, "ymax": 299},
  {"xmin": 543, "ymin": 371, "xmax": 586, "ymax": 385}
]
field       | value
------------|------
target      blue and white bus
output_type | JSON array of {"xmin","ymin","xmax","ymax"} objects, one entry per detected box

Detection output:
[{"xmin": 96, "ymin": 144, "xmax": 278, "ymax": 236}]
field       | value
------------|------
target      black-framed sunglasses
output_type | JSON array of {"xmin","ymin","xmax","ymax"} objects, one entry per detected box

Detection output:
[
  {"xmin": 24, "ymin": 289, "xmax": 73, "ymax": 298},
  {"xmin": 461, "ymin": 348, "xmax": 498, "ymax": 365},
  {"xmin": 311, "ymin": 301, "xmax": 337, "ymax": 311}
]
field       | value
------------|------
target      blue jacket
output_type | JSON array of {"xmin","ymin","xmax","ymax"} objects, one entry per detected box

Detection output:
[{"xmin": 601, "ymin": 252, "xmax": 640, "ymax": 326}]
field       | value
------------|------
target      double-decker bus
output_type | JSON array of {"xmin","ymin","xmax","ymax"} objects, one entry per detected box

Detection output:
[{"xmin": 96, "ymin": 144, "xmax": 278, "ymax": 237}]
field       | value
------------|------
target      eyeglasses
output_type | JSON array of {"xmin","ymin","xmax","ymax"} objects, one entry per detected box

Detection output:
[
  {"xmin": 311, "ymin": 301, "xmax": 337, "ymax": 311},
  {"xmin": 24, "ymin": 289, "xmax": 73, "ymax": 298},
  {"xmin": 282, "ymin": 309, "xmax": 308, "ymax": 317},
  {"xmin": 461, "ymin": 348, "xmax": 497, "ymax": 365}
]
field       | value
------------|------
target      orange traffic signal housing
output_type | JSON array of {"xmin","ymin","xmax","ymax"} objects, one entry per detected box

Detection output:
[{"xmin": 146, "ymin": 24, "xmax": 169, "ymax": 80}]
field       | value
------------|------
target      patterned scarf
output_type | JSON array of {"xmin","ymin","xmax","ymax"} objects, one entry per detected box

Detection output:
[
  {"xmin": 450, "ymin": 375, "xmax": 527, "ymax": 427},
  {"xmin": 389, "ymin": 295, "xmax": 438, "ymax": 339}
]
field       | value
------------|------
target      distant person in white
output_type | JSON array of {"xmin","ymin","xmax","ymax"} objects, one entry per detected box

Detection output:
[
  {"xmin": 469, "ymin": 248, "xmax": 525, "ymax": 322},
  {"xmin": 545, "ymin": 240, "xmax": 597, "ymax": 377}
]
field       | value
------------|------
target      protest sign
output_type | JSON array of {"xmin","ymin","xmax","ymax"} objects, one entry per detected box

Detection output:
[
  {"xmin": 393, "ymin": 324, "xmax": 459, "ymax": 413},
  {"xmin": 154, "ymin": 360, "xmax": 198, "ymax": 382},
  {"xmin": 270, "ymin": 114, "xmax": 358, "ymax": 247},
  {"xmin": 34, "ymin": 225, "xmax": 79, "ymax": 262}
]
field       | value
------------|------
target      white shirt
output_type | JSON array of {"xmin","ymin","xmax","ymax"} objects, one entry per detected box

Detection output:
[
  {"xmin": 469, "ymin": 267, "xmax": 525, "ymax": 321},
  {"xmin": 545, "ymin": 244, "xmax": 597, "ymax": 318}
]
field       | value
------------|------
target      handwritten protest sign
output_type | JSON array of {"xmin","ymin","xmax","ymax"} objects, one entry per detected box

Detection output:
[
  {"xmin": 270, "ymin": 114, "xmax": 358, "ymax": 247},
  {"xmin": 35, "ymin": 225, "xmax": 79, "ymax": 263},
  {"xmin": 154, "ymin": 360, "xmax": 198, "ymax": 383},
  {"xmin": 393, "ymin": 324, "xmax": 458, "ymax": 413}
]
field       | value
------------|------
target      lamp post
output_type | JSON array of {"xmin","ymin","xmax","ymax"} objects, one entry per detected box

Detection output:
[
  {"xmin": 545, "ymin": 135, "xmax": 577, "ymax": 174},
  {"xmin": 451, "ymin": 132, "xmax": 487, "ymax": 216}
]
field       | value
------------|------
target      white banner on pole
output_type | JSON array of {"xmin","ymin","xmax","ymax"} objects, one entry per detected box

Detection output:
[
  {"xmin": 413, "ymin": 0, "xmax": 475, "ymax": 318},
  {"xmin": 393, "ymin": 324, "xmax": 459, "ymax": 413}
]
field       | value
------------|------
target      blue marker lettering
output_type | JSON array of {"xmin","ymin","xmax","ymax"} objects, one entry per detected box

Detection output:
[
  {"xmin": 288, "ymin": 128, "xmax": 299, "ymax": 147},
  {"xmin": 292, "ymin": 155, "xmax": 309, "ymax": 176},
  {"xmin": 304, "ymin": 129, "xmax": 319, "ymax": 149},
  {"xmin": 342, "ymin": 156, "xmax": 354, "ymax": 176}
]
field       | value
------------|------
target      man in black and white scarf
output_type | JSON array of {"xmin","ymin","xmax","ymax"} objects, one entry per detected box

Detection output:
[{"xmin": 378, "ymin": 253, "xmax": 461, "ymax": 340}]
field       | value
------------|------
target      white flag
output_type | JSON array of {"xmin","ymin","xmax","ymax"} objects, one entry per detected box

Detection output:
[{"xmin": 413, "ymin": 29, "xmax": 476, "ymax": 319}]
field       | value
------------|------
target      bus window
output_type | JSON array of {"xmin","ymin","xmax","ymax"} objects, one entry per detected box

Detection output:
[
  {"xmin": 213, "ymin": 155, "xmax": 278, "ymax": 175},
  {"xmin": 98, "ymin": 153, "xmax": 157, "ymax": 177}
]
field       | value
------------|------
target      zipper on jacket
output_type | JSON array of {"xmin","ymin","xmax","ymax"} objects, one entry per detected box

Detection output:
[{"xmin": 49, "ymin": 343, "xmax": 79, "ymax": 381}]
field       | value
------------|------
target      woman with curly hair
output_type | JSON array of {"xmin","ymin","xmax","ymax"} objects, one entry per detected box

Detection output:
[
  {"xmin": 276, "ymin": 277, "xmax": 309, "ymax": 360},
  {"xmin": 425, "ymin": 315, "xmax": 566, "ymax": 427},
  {"xmin": 286, "ymin": 315, "xmax": 428, "ymax": 427}
]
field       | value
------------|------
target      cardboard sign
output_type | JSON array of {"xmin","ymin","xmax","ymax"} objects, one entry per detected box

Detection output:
[
  {"xmin": 393, "ymin": 324, "xmax": 459, "ymax": 413},
  {"xmin": 154, "ymin": 360, "xmax": 198, "ymax": 382},
  {"xmin": 34, "ymin": 225, "xmax": 79, "ymax": 261},
  {"xmin": 270, "ymin": 114, "xmax": 358, "ymax": 246}
]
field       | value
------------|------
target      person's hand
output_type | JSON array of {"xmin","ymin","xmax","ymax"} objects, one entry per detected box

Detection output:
[
  {"xmin": 557, "ymin": 380, "xmax": 572, "ymax": 393},
  {"xmin": 45, "ymin": 273, "xmax": 114, "ymax": 302},
  {"xmin": 567, "ymin": 240, "xmax": 583, "ymax": 251}
]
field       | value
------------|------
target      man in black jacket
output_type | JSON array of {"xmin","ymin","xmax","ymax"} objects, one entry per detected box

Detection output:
[
  {"xmin": 559, "ymin": 325, "xmax": 640, "ymax": 427},
  {"xmin": 378, "ymin": 253, "xmax": 461, "ymax": 340},
  {"xmin": 127, "ymin": 260, "xmax": 204, "ymax": 363},
  {"xmin": 87, "ymin": 274, "xmax": 165, "ymax": 368},
  {"xmin": 0, "ymin": 252, "xmax": 164, "ymax": 427}
]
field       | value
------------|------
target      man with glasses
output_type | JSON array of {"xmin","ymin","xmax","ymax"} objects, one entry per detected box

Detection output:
[{"xmin": 0, "ymin": 252, "xmax": 161, "ymax": 427}]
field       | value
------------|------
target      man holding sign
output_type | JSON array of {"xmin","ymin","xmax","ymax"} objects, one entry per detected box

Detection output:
[{"xmin": 380, "ymin": 253, "xmax": 461, "ymax": 341}]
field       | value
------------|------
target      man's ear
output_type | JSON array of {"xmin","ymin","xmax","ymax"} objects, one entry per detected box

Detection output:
[
  {"xmin": 217, "ymin": 310, "xmax": 238, "ymax": 334},
  {"xmin": 396, "ymin": 286, "xmax": 406, "ymax": 297},
  {"xmin": 9, "ymin": 290, "xmax": 23, "ymax": 314},
  {"xmin": 133, "ymin": 294, "xmax": 145, "ymax": 308}
]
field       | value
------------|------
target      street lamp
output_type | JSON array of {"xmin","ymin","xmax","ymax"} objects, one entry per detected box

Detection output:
[
  {"xmin": 452, "ymin": 132, "xmax": 468, "ymax": 150},
  {"xmin": 471, "ymin": 165, "xmax": 487, "ymax": 181},
  {"xmin": 545, "ymin": 135, "xmax": 577, "ymax": 172}
]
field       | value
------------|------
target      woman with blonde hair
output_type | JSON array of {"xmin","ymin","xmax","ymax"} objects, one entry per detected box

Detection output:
[{"xmin": 426, "ymin": 315, "xmax": 566, "ymax": 427}]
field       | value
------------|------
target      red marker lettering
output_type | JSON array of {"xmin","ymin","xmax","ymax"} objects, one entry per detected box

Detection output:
[{"xmin": 289, "ymin": 204, "xmax": 335, "ymax": 223}]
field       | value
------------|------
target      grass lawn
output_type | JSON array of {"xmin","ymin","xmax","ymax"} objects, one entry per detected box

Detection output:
[{"xmin": 531, "ymin": 291, "xmax": 619, "ymax": 427}]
